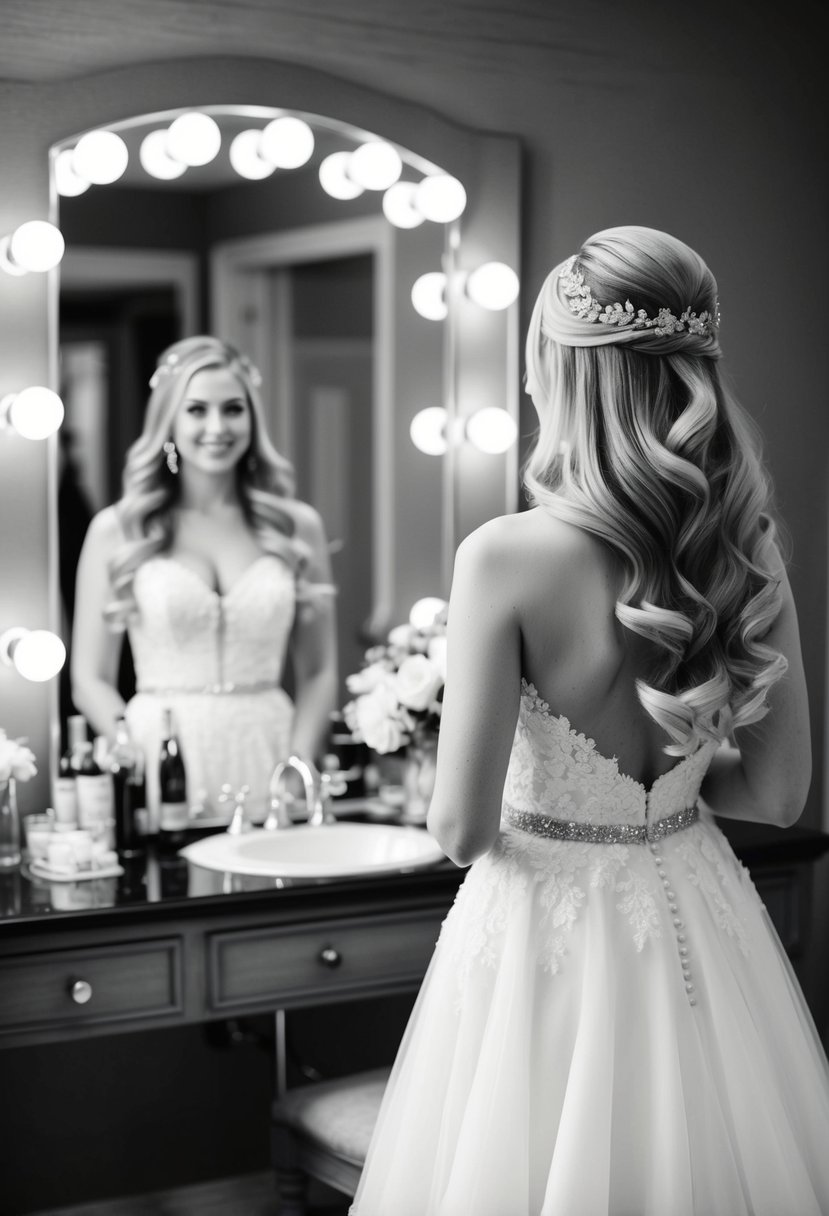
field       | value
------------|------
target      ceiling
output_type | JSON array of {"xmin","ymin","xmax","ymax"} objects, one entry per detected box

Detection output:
[{"xmin": 0, "ymin": 0, "xmax": 821, "ymax": 134}]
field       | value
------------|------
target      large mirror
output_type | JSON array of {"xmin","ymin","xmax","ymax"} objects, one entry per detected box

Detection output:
[{"xmin": 50, "ymin": 105, "xmax": 463, "ymax": 822}]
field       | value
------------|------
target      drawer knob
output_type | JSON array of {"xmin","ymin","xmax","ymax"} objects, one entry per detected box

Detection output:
[
  {"xmin": 319, "ymin": 946, "xmax": 342, "ymax": 968},
  {"xmin": 70, "ymin": 979, "xmax": 93, "ymax": 1005}
]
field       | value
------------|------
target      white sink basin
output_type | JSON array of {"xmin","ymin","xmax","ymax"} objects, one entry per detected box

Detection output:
[{"xmin": 180, "ymin": 823, "xmax": 445, "ymax": 879}]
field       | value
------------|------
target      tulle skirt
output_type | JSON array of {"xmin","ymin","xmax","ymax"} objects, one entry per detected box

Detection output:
[{"xmin": 351, "ymin": 810, "xmax": 829, "ymax": 1215}]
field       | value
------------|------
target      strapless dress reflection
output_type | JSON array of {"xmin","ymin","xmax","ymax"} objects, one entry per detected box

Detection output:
[
  {"xmin": 125, "ymin": 555, "xmax": 295, "ymax": 825},
  {"xmin": 351, "ymin": 679, "xmax": 829, "ymax": 1216}
]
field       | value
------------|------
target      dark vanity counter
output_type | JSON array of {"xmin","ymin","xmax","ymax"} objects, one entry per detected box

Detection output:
[{"xmin": 0, "ymin": 817, "xmax": 826, "ymax": 1052}]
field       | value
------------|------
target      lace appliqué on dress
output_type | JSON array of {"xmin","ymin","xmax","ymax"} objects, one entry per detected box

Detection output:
[{"xmin": 674, "ymin": 833, "xmax": 752, "ymax": 957}]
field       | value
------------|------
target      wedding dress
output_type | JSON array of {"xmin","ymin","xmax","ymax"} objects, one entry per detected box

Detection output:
[
  {"xmin": 351, "ymin": 678, "xmax": 829, "ymax": 1216},
  {"xmin": 124, "ymin": 554, "xmax": 295, "ymax": 824}
]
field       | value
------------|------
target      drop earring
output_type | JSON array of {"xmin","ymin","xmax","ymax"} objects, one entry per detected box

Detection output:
[{"xmin": 163, "ymin": 440, "xmax": 179, "ymax": 475}]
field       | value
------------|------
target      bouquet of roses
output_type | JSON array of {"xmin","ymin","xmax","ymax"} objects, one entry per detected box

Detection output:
[
  {"xmin": 343, "ymin": 605, "xmax": 447, "ymax": 754},
  {"xmin": 0, "ymin": 729, "xmax": 37, "ymax": 783}
]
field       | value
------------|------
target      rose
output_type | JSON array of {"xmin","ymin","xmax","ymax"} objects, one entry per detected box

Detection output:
[
  {"xmin": 0, "ymin": 730, "xmax": 37, "ymax": 783},
  {"xmin": 352, "ymin": 685, "xmax": 413, "ymax": 754},
  {"xmin": 395, "ymin": 654, "xmax": 443, "ymax": 712},
  {"xmin": 346, "ymin": 661, "xmax": 395, "ymax": 696}
]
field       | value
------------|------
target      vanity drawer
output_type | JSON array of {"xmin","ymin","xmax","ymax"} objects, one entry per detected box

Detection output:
[
  {"xmin": 208, "ymin": 909, "xmax": 442, "ymax": 1010},
  {"xmin": 0, "ymin": 938, "xmax": 183, "ymax": 1034}
]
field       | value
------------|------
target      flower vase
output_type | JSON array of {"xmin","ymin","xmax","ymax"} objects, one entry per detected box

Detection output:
[
  {"xmin": 0, "ymin": 778, "xmax": 21, "ymax": 869},
  {"xmin": 401, "ymin": 736, "xmax": 438, "ymax": 825}
]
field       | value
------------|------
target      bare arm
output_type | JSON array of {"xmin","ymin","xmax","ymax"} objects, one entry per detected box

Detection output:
[
  {"xmin": 701, "ymin": 560, "xmax": 811, "ymax": 827},
  {"xmin": 288, "ymin": 503, "xmax": 339, "ymax": 764},
  {"xmin": 70, "ymin": 507, "xmax": 126, "ymax": 740},
  {"xmin": 427, "ymin": 520, "xmax": 522, "ymax": 867}
]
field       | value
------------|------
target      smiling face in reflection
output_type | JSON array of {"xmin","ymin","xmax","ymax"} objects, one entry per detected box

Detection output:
[{"xmin": 172, "ymin": 366, "xmax": 252, "ymax": 476}]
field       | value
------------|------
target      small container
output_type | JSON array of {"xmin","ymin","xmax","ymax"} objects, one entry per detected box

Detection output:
[{"xmin": 22, "ymin": 813, "xmax": 54, "ymax": 862}]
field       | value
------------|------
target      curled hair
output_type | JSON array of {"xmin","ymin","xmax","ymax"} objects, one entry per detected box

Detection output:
[
  {"xmin": 525, "ymin": 226, "xmax": 788, "ymax": 755},
  {"xmin": 105, "ymin": 336, "xmax": 307, "ymax": 628}
]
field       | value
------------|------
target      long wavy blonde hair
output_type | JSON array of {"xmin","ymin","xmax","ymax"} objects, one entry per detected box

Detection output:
[
  {"xmin": 525, "ymin": 226, "xmax": 787, "ymax": 756},
  {"xmin": 106, "ymin": 336, "xmax": 306, "ymax": 629}
]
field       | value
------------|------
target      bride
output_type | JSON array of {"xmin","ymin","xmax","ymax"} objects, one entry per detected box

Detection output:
[
  {"xmin": 351, "ymin": 226, "xmax": 829, "ymax": 1215},
  {"xmin": 71, "ymin": 335, "xmax": 337, "ymax": 826}
]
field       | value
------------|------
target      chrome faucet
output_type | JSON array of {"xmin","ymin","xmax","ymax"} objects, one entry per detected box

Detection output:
[
  {"xmin": 224, "ymin": 784, "xmax": 252, "ymax": 835},
  {"xmin": 266, "ymin": 755, "xmax": 331, "ymax": 829}
]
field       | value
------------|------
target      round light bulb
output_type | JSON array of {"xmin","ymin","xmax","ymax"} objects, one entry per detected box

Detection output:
[
  {"xmin": 348, "ymin": 141, "xmax": 403, "ymax": 191},
  {"xmin": 166, "ymin": 112, "xmax": 221, "ymax": 168},
  {"xmin": 8, "ymin": 221, "xmax": 65, "ymax": 273},
  {"xmin": 382, "ymin": 181, "xmax": 425, "ymax": 229},
  {"xmin": 415, "ymin": 175, "xmax": 467, "ymax": 223},
  {"xmin": 139, "ymin": 129, "xmax": 188, "ymax": 180},
  {"xmin": 259, "ymin": 117, "xmax": 315, "ymax": 169},
  {"xmin": 466, "ymin": 262, "xmax": 520, "ymax": 310},
  {"xmin": 13, "ymin": 630, "xmax": 66, "ymax": 682},
  {"xmin": 409, "ymin": 597, "xmax": 448, "ymax": 630},
  {"xmin": 229, "ymin": 130, "xmax": 277, "ymax": 180},
  {"xmin": 54, "ymin": 149, "xmax": 90, "ymax": 197},
  {"xmin": 5, "ymin": 387, "xmax": 65, "ymax": 440},
  {"xmin": 411, "ymin": 272, "xmax": 448, "ymax": 321},
  {"xmin": 71, "ymin": 130, "xmax": 129, "ymax": 185},
  {"xmin": 319, "ymin": 151, "xmax": 364, "ymax": 200},
  {"xmin": 409, "ymin": 407, "xmax": 449, "ymax": 455},
  {"xmin": 465, "ymin": 407, "xmax": 518, "ymax": 455}
]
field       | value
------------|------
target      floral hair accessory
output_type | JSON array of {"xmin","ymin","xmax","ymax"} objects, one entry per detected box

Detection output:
[
  {"xmin": 148, "ymin": 351, "xmax": 181, "ymax": 389},
  {"xmin": 149, "ymin": 349, "xmax": 263, "ymax": 389},
  {"xmin": 560, "ymin": 256, "xmax": 719, "ymax": 337}
]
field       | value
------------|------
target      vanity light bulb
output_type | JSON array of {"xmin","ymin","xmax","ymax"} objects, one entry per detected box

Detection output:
[
  {"xmin": 466, "ymin": 262, "xmax": 520, "ymax": 311},
  {"xmin": 465, "ymin": 407, "xmax": 518, "ymax": 455},
  {"xmin": 166, "ymin": 112, "xmax": 222, "ymax": 168},
  {"xmin": 54, "ymin": 149, "xmax": 90, "ymax": 197},
  {"xmin": 382, "ymin": 182, "xmax": 425, "ymax": 229},
  {"xmin": 229, "ymin": 130, "xmax": 277, "ymax": 180},
  {"xmin": 11, "ymin": 631, "xmax": 66, "ymax": 682},
  {"xmin": 71, "ymin": 130, "xmax": 129, "ymax": 185},
  {"xmin": 414, "ymin": 175, "xmax": 467, "ymax": 223},
  {"xmin": 139, "ymin": 129, "xmax": 188, "ymax": 180},
  {"xmin": 3, "ymin": 387, "xmax": 65, "ymax": 440},
  {"xmin": 7, "ymin": 221, "xmax": 65, "ymax": 273},
  {"xmin": 319, "ymin": 152, "xmax": 364, "ymax": 200},
  {"xmin": 259, "ymin": 117, "xmax": 315, "ymax": 169},
  {"xmin": 348, "ymin": 141, "xmax": 403, "ymax": 191},
  {"xmin": 409, "ymin": 597, "xmax": 448, "ymax": 630},
  {"xmin": 409, "ymin": 407, "xmax": 449, "ymax": 456},
  {"xmin": 411, "ymin": 272, "xmax": 448, "ymax": 321}
]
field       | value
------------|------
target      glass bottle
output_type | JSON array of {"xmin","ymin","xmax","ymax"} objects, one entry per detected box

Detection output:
[
  {"xmin": 111, "ymin": 715, "xmax": 145, "ymax": 858},
  {"xmin": 75, "ymin": 741, "xmax": 116, "ymax": 846},
  {"xmin": 53, "ymin": 714, "xmax": 87, "ymax": 826},
  {"xmin": 158, "ymin": 708, "xmax": 188, "ymax": 849}
]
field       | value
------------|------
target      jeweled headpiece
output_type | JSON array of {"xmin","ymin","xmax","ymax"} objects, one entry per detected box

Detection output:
[
  {"xmin": 560, "ymin": 256, "xmax": 719, "ymax": 337},
  {"xmin": 149, "ymin": 348, "xmax": 263, "ymax": 389}
]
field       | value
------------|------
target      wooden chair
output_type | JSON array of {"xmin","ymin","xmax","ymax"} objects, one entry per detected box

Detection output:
[{"xmin": 271, "ymin": 1066, "xmax": 390, "ymax": 1215}]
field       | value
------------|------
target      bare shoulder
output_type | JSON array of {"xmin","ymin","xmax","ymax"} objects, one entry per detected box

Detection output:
[
  {"xmin": 458, "ymin": 508, "xmax": 599, "ymax": 571},
  {"xmin": 82, "ymin": 505, "xmax": 123, "ymax": 558}
]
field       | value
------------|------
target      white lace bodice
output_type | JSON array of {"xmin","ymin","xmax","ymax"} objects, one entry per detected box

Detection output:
[
  {"xmin": 128, "ymin": 554, "xmax": 296, "ymax": 691},
  {"xmin": 504, "ymin": 680, "xmax": 718, "ymax": 832}
]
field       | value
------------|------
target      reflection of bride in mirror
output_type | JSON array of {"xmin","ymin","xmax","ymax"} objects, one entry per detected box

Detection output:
[{"xmin": 71, "ymin": 336, "xmax": 338, "ymax": 826}]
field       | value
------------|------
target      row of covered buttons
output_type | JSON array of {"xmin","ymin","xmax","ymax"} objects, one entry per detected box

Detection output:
[{"xmin": 649, "ymin": 839, "xmax": 697, "ymax": 1007}]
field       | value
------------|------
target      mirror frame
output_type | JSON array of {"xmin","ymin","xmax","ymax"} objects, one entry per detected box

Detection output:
[{"xmin": 0, "ymin": 56, "xmax": 520, "ymax": 811}]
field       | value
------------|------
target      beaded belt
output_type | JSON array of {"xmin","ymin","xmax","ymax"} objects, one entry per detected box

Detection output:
[
  {"xmin": 137, "ymin": 680, "xmax": 280, "ymax": 696},
  {"xmin": 503, "ymin": 802, "xmax": 700, "ymax": 844}
]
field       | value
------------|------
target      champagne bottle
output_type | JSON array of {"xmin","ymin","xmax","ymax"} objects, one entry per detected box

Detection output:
[
  {"xmin": 53, "ymin": 715, "xmax": 86, "ymax": 826},
  {"xmin": 75, "ymin": 741, "xmax": 116, "ymax": 846},
  {"xmin": 111, "ymin": 715, "xmax": 145, "ymax": 858},
  {"xmin": 159, "ymin": 708, "xmax": 188, "ymax": 848}
]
